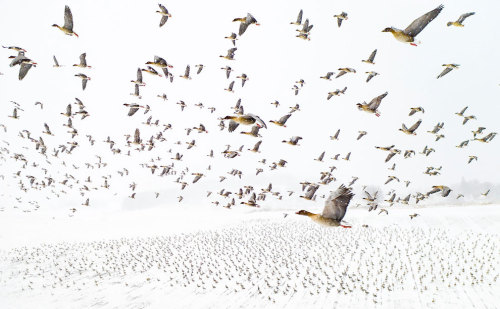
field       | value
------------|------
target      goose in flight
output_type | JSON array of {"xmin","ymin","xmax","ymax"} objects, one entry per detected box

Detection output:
[
  {"xmin": 362, "ymin": 49, "xmax": 377, "ymax": 64},
  {"xmin": 73, "ymin": 53, "xmax": 91, "ymax": 68},
  {"xmin": 220, "ymin": 48, "xmax": 237, "ymax": 60},
  {"xmin": 290, "ymin": 9, "xmax": 303, "ymax": 25},
  {"xmin": 382, "ymin": 4, "xmax": 444, "ymax": 46},
  {"xmin": 179, "ymin": 65, "xmax": 191, "ymax": 79},
  {"xmin": 399, "ymin": 119, "xmax": 422, "ymax": 135},
  {"xmin": 156, "ymin": 4, "xmax": 171, "ymax": 27},
  {"xmin": 233, "ymin": 13, "xmax": 260, "ymax": 36},
  {"xmin": 221, "ymin": 113, "xmax": 267, "ymax": 132},
  {"xmin": 131, "ymin": 68, "xmax": 146, "ymax": 86},
  {"xmin": 270, "ymin": 114, "xmax": 292, "ymax": 127},
  {"xmin": 409, "ymin": 107, "xmax": 424, "ymax": 116},
  {"xmin": 53, "ymin": 55, "xmax": 62, "ymax": 67},
  {"xmin": 75, "ymin": 73, "xmax": 90, "ymax": 90},
  {"xmin": 455, "ymin": 106, "xmax": 468, "ymax": 117},
  {"xmin": 357, "ymin": 92, "xmax": 388, "ymax": 116},
  {"xmin": 52, "ymin": 5, "xmax": 78, "ymax": 37},
  {"xmin": 333, "ymin": 12, "xmax": 348, "ymax": 27},
  {"xmin": 447, "ymin": 12, "xmax": 475, "ymax": 27},
  {"xmin": 224, "ymin": 33, "xmax": 238, "ymax": 46},
  {"xmin": 296, "ymin": 184, "xmax": 354, "ymax": 228},
  {"xmin": 365, "ymin": 71, "xmax": 379, "ymax": 83},
  {"xmin": 437, "ymin": 64, "xmax": 459, "ymax": 79}
]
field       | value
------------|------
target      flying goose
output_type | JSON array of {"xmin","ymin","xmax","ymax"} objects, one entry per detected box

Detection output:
[
  {"xmin": 220, "ymin": 48, "xmax": 237, "ymax": 60},
  {"xmin": 362, "ymin": 49, "xmax": 377, "ymax": 64},
  {"xmin": 399, "ymin": 119, "xmax": 422, "ymax": 135},
  {"xmin": 357, "ymin": 92, "xmax": 388, "ymax": 116},
  {"xmin": 270, "ymin": 114, "xmax": 292, "ymax": 127},
  {"xmin": 74, "ymin": 73, "xmax": 90, "ymax": 90},
  {"xmin": 447, "ymin": 12, "xmax": 475, "ymax": 27},
  {"xmin": 409, "ymin": 107, "xmax": 425, "ymax": 116},
  {"xmin": 382, "ymin": 5, "xmax": 444, "ymax": 46},
  {"xmin": 222, "ymin": 114, "xmax": 267, "ymax": 132},
  {"xmin": 333, "ymin": 12, "xmax": 348, "ymax": 27},
  {"xmin": 296, "ymin": 184, "xmax": 354, "ymax": 228},
  {"xmin": 365, "ymin": 71, "xmax": 379, "ymax": 83},
  {"xmin": 156, "ymin": 4, "xmax": 171, "ymax": 27},
  {"xmin": 233, "ymin": 13, "xmax": 259, "ymax": 36},
  {"xmin": 52, "ymin": 5, "xmax": 78, "ymax": 37},
  {"xmin": 437, "ymin": 64, "xmax": 459, "ymax": 79},
  {"xmin": 290, "ymin": 9, "xmax": 303, "ymax": 25},
  {"xmin": 224, "ymin": 33, "xmax": 238, "ymax": 46},
  {"xmin": 73, "ymin": 53, "xmax": 91, "ymax": 68},
  {"xmin": 282, "ymin": 136, "xmax": 302, "ymax": 146}
]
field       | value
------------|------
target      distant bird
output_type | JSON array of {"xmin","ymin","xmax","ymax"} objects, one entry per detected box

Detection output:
[
  {"xmin": 447, "ymin": 12, "xmax": 475, "ymax": 27},
  {"xmin": 382, "ymin": 4, "xmax": 444, "ymax": 46},
  {"xmin": 299, "ymin": 184, "xmax": 319, "ymax": 200},
  {"xmin": 236, "ymin": 73, "xmax": 249, "ymax": 87},
  {"xmin": 427, "ymin": 185, "xmax": 452, "ymax": 197},
  {"xmin": 233, "ymin": 13, "xmax": 260, "ymax": 36},
  {"xmin": 131, "ymin": 68, "xmax": 146, "ymax": 86},
  {"xmin": 409, "ymin": 107, "xmax": 425, "ymax": 116},
  {"xmin": 481, "ymin": 189, "xmax": 490, "ymax": 197},
  {"xmin": 437, "ymin": 64, "xmax": 459, "ymax": 79},
  {"xmin": 225, "ymin": 81, "xmax": 235, "ymax": 92},
  {"xmin": 327, "ymin": 87, "xmax": 347, "ymax": 100},
  {"xmin": 52, "ymin": 5, "xmax": 78, "ymax": 37},
  {"xmin": 357, "ymin": 131, "xmax": 367, "ymax": 140},
  {"xmin": 362, "ymin": 49, "xmax": 377, "ymax": 64},
  {"xmin": 290, "ymin": 9, "xmax": 303, "ymax": 25},
  {"xmin": 224, "ymin": 33, "xmax": 238, "ymax": 46},
  {"xmin": 73, "ymin": 53, "xmax": 91, "ymax": 68},
  {"xmin": 222, "ymin": 114, "xmax": 267, "ymax": 132},
  {"xmin": 315, "ymin": 151, "xmax": 325, "ymax": 162},
  {"xmin": 179, "ymin": 65, "xmax": 192, "ymax": 80},
  {"xmin": 249, "ymin": 140, "xmax": 262, "ymax": 153},
  {"xmin": 156, "ymin": 4, "xmax": 172, "ymax": 27},
  {"xmin": 82, "ymin": 198, "xmax": 89, "ymax": 206},
  {"xmin": 330, "ymin": 129, "xmax": 340, "ymax": 140},
  {"xmin": 455, "ymin": 106, "xmax": 468, "ymax": 117},
  {"xmin": 195, "ymin": 64, "xmax": 204, "ymax": 74},
  {"xmin": 270, "ymin": 114, "xmax": 292, "ymax": 127},
  {"xmin": 336, "ymin": 68, "xmax": 356, "ymax": 78},
  {"xmin": 333, "ymin": 12, "xmax": 348, "ymax": 27},
  {"xmin": 462, "ymin": 115, "xmax": 476, "ymax": 125},
  {"xmin": 456, "ymin": 140, "xmax": 469, "ymax": 148},
  {"xmin": 220, "ymin": 48, "xmax": 237, "ymax": 60},
  {"xmin": 365, "ymin": 71, "xmax": 379, "ymax": 83},
  {"xmin": 399, "ymin": 119, "xmax": 422, "ymax": 135},
  {"xmin": 296, "ymin": 184, "xmax": 354, "ymax": 228},
  {"xmin": 53, "ymin": 55, "xmax": 62, "ymax": 67},
  {"xmin": 282, "ymin": 136, "xmax": 302, "ymax": 146},
  {"xmin": 75, "ymin": 73, "xmax": 90, "ymax": 90},
  {"xmin": 409, "ymin": 213, "xmax": 419, "ymax": 220},
  {"xmin": 320, "ymin": 72, "xmax": 334, "ymax": 80},
  {"xmin": 467, "ymin": 155, "xmax": 477, "ymax": 164},
  {"xmin": 241, "ymin": 125, "xmax": 261, "ymax": 137},
  {"xmin": 357, "ymin": 92, "xmax": 388, "ymax": 117}
]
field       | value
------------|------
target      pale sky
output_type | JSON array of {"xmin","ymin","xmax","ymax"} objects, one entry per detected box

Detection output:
[{"xmin": 0, "ymin": 0, "xmax": 499, "ymax": 214}]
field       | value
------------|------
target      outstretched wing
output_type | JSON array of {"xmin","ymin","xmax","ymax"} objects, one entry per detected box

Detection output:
[
  {"xmin": 228, "ymin": 120, "xmax": 239, "ymax": 133},
  {"xmin": 408, "ymin": 119, "xmax": 422, "ymax": 132},
  {"xmin": 322, "ymin": 184, "xmax": 354, "ymax": 221},
  {"xmin": 437, "ymin": 67, "xmax": 452, "ymax": 79},
  {"xmin": 368, "ymin": 92, "xmax": 388, "ymax": 110},
  {"xmin": 404, "ymin": 4, "xmax": 444, "ymax": 37},
  {"xmin": 64, "ymin": 5, "xmax": 74, "ymax": 31},
  {"xmin": 18, "ymin": 63, "xmax": 32, "ymax": 80},
  {"xmin": 368, "ymin": 49, "xmax": 377, "ymax": 62},
  {"xmin": 457, "ymin": 12, "xmax": 475, "ymax": 23}
]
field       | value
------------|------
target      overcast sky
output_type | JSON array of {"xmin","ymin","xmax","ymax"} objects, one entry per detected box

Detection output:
[{"xmin": 0, "ymin": 0, "xmax": 499, "ymax": 213}]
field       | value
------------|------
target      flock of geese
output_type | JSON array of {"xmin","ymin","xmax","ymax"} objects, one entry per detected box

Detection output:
[{"xmin": 0, "ymin": 3, "xmax": 497, "ymax": 225}]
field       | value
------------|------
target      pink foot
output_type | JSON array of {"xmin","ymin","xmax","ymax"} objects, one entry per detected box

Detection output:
[
  {"xmin": 375, "ymin": 113, "xmax": 380, "ymax": 117},
  {"xmin": 340, "ymin": 225, "xmax": 352, "ymax": 228},
  {"xmin": 410, "ymin": 43, "xmax": 417, "ymax": 46}
]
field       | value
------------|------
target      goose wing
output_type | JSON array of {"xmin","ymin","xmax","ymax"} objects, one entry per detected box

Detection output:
[
  {"xmin": 322, "ymin": 184, "xmax": 354, "ymax": 221},
  {"xmin": 404, "ymin": 4, "xmax": 444, "ymax": 37},
  {"xmin": 63, "ymin": 5, "xmax": 74, "ymax": 31}
]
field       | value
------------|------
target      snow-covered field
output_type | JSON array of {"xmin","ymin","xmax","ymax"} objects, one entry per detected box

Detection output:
[{"xmin": 1, "ymin": 204, "xmax": 499, "ymax": 309}]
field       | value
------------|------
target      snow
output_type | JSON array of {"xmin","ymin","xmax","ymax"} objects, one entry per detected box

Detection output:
[{"xmin": 0, "ymin": 204, "xmax": 499, "ymax": 309}]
